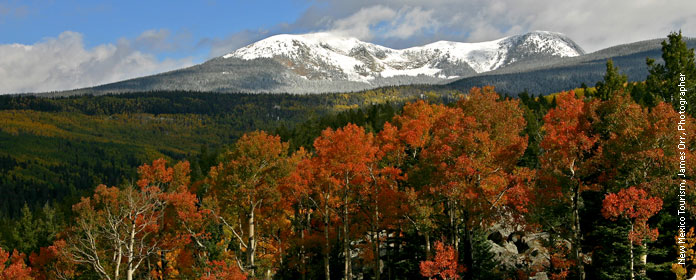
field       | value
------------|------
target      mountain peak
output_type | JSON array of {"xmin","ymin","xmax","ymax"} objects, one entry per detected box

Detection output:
[
  {"xmin": 222, "ymin": 31, "xmax": 583, "ymax": 81},
  {"xmin": 223, "ymin": 32, "xmax": 372, "ymax": 59},
  {"xmin": 60, "ymin": 31, "xmax": 590, "ymax": 96}
]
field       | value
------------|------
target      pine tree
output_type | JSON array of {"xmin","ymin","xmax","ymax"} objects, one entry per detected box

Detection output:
[
  {"xmin": 646, "ymin": 30, "xmax": 696, "ymax": 114},
  {"xmin": 10, "ymin": 204, "xmax": 38, "ymax": 254},
  {"xmin": 595, "ymin": 59, "xmax": 628, "ymax": 100}
]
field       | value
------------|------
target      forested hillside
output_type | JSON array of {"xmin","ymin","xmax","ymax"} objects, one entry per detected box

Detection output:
[
  {"xmin": 0, "ymin": 87, "xmax": 460, "ymax": 218},
  {"xmin": 0, "ymin": 31, "xmax": 694, "ymax": 280}
]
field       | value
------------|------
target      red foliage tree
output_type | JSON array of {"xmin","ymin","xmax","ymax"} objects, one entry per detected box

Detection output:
[
  {"xmin": 421, "ymin": 86, "xmax": 529, "ymax": 275},
  {"xmin": 278, "ymin": 148, "xmax": 317, "ymax": 280},
  {"xmin": 595, "ymin": 93, "xmax": 695, "ymax": 198},
  {"xmin": 199, "ymin": 260, "xmax": 247, "ymax": 280},
  {"xmin": 420, "ymin": 241, "xmax": 462, "ymax": 280},
  {"xmin": 64, "ymin": 159, "xmax": 209, "ymax": 280},
  {"xmin": 602, "ymin": 186, "xmax": 663, "ymax": 279},
  {"xmin": 385, "ymin": 101, "xmax": 453, "ymax": 260},
  {"xmin": 29, "ymin": 240, "xmax": 76, "ymax": 280},
  {"xmin": 548, "ymin": 243, "xmax": 574, "ymax": 280},
  {"xmin": 539, "ymin": 91, "xmax": 600, "ymax": 279},
  {"xmin": 356, "ymin": 124, "xmax": 405, "ymax": 280},
  {"xmin": 310, "ymin": 123, "xmax": 379, "ymax": 280},
  {"xmin": 0, "ymin": 248, "xmax": 33, "ymax": 280}
]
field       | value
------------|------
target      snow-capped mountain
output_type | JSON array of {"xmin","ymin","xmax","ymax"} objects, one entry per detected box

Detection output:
[
  {"xmin": 56, "ymin": 31, "xmax": 585, "ymax": 95},
  {"xmin": 222, "ymin": 31, "xmax": 583, "ymax": 83}
]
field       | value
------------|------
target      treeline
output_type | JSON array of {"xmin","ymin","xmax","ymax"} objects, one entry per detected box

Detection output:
[
  {"xmin": 0, "ymin": 86, "xmax": 457, "ymax": 116},
  {"xmin": 0, "ymin": 86, "xmax": 458, "ymax": 219}
]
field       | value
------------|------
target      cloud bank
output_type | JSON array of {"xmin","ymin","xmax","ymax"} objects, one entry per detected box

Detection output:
[
  {"xmin": 0, "ymin": 31, "xmax": 194, "ymax": 94},
  {"xmin": 210, "ymin": 0, "xmax": 695, "ymax": 55},
  {"xmin": 308, "ymin": 0, "xmax": 696, "ymax": 51}
]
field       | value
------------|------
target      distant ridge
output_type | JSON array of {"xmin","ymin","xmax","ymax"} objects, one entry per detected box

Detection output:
[
  {"xmin": 41, "ymin": 33, "xmax": 694, "ymax": 97},
  {"xmin": 48, "ymin": 31, "xmax": 585, "ymax": 96},
  {"xmin": 444, "ymin": 38, "xmax": 696, "ymax": 96}
]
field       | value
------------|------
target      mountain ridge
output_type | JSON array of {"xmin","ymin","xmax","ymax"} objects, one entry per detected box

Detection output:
[
  {"xmin": 222, "ymin": 30, "xmax": 583, "ymax": 81},
  {"xmin": 43, "ymin": 31, "xmax": 587, "ymax": 96}
]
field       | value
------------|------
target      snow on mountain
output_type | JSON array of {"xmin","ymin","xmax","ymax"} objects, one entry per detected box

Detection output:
[
  {"xmin": 223, "ymin": 31, "xmax": 584, "ymax": 83},
  {"xmin": 54, "ymin": 31, "xmax": 588, "ymax": 96}
]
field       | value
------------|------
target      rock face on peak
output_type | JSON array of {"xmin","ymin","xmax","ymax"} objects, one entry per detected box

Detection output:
[{"xmin": 53, "ymin": 31, "xmax": 585, "ymax": 95}]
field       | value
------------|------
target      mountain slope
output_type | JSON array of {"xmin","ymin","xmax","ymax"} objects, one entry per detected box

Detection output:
[
  {"xmin": 224, "ymin": 31, "xmax": 582, "ymax": 81},
  {"xmin": 444, "ymin": 38, "xmax": 696, "ymax": 96},
  {"xmin": 50, "ymin": 31, "xmax": 584, "ymax": 96}
]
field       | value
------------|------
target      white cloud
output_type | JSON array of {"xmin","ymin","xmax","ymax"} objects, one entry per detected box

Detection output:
[
  {"xmin": 134, "ymin": 29, "xmax": 194, "ymax": 52},
  {"xmin": 0, "ymin": 31, "xmax": 194, "ymax": 94},
  {"xmin": 295, "ymin": 0, "xmax": 696, "ymax": 51},
  {"xmin": 135, "ymin": 29, "xmax": 175, "ymax": 51},
  {"xmin": 324, "ymin": 5, "xmax": 439, "ymax": 41},
  {"xmin": 186, "ymin": 1, "xmax": 696, "ymax": 61},
  {"xmin": 385, "ymin": 7, "xmax": 438, "ymax": 39},
  {"xmin": 329, "ymin": 5, "xmax": 397, "ymax": 40}
]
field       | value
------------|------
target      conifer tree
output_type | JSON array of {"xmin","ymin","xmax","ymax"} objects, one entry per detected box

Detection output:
[
  {"xmin": 595, "ymin": 59, "xmax": 628, "ymax": 101},
  {"xmin": 10, "ymin": 204, "xmax": 38, "ymax": 255},
  {"xmin": 646, "ymin": 30, "xmax": 696, "ymax": 114}
]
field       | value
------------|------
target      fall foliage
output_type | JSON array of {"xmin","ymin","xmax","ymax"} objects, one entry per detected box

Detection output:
[
  {"xmin": 2, "ymin": 77, "xmax": 694, "ymax": 280},
  {"xmin": 0, "ymin": 248, "xmax": 33, "ymax": 280},
  {"xmin": 420, "ymin": 241, "xmax": 462, "ymax": 280},
  {"xmin": 602, "ymin": 186, "xmax": 663, "ymax": 245}
]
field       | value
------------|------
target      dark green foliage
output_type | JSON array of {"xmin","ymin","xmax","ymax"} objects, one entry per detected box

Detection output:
[
  {"xmin": 517, "ymin": 91, "xmax": 550, "ymax": 169},
  {"xmin": 388, "ymin": 230, "xmax": 428, "ymax": 280},
  {"xmin": 587, "ymin": 223, "xmax": 634, "ymax": 280},
  {"xmin": 627, "ymin": 82, "xmax": 656, "ymax": 108},
  {"xmin": 1, "ymin": 203, "xmax": 63, "ymax": 254},
  {"xmin": 468, "ymin": 229, "xmax": 504, "ymax": 280},
  {"xmin": 645, "ymin": 195, "xmax": 693, "ymax": 279},
  {"xmin": 583, "ymin": 190, "xmax": 633, "ymax": 280},
  {"xmin": 189, "ymin": 144, "xmax": 222, "ymax": 183},
  {"xmin": 595, "ymin": 59, "xmax": 628, "ymax": 100},
  {"xmin": 646, "ymin": 30, "xmax": 696, "ymax": 113},
  {"xmin": 276, "ymin": 102, "xmax": 398, "ymax": 151}
]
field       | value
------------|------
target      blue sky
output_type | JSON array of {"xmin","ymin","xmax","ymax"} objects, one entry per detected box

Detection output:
[
  {"xmin": 1, "ymin": 0, "xmax": 695, "ymax": 93},
  {"xmin": 0, "ymin": 0, "xmax": 312, "ymax": 61}
]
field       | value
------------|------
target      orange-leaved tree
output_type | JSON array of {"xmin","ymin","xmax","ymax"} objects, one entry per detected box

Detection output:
[
  {"xmin": 602, "ymin": 186, "xmax": 663, "ymax": 280},
  {"xmin": 199, "ymin": 260, "xmax": 247, "ymax": 280},
  {"xmin": 278, "ymin": 148, "xmax": 317, "ymax": 280},
  {"xmin": 420, "ymin": 241, "xmax": 462, "ymax": 280},
  {"xmin": 289, "ymin": 124, "xmax": 380, "ymax": 280},
  {"xmin": 386, "ymin": 100, "xmax": 452, "ymax": 259},
  {"xmin": 207, "ymin": 131, "xmax": 295, "ymax": 277},
  {"xmin": 355, "ymin": 122, "xmax": 405, "ymax": 280},
  {"xmin": 29, "ymin": 240, "xmax": 75, "ymax": 280},
  {"xmin": 138, "ymin": 159, "xmax": 212, "ymax": 279},
  {"xmin": 0, "ymin": 248, "xmax": 33, "ymax": 280},
  {"xmin": 539, "ymin": 91, "xmax": 600, "ymax": 280},
  {"xmin": 311, "ymin": 123, "xmax": 378, "ymax": 280},
  {"xmin": 64, "ymin": 159, "xmax": 208, "ymax": 280},
  {"xmin": 420, "ymin": 86, "xmax": 529, "ymax": 278}
]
